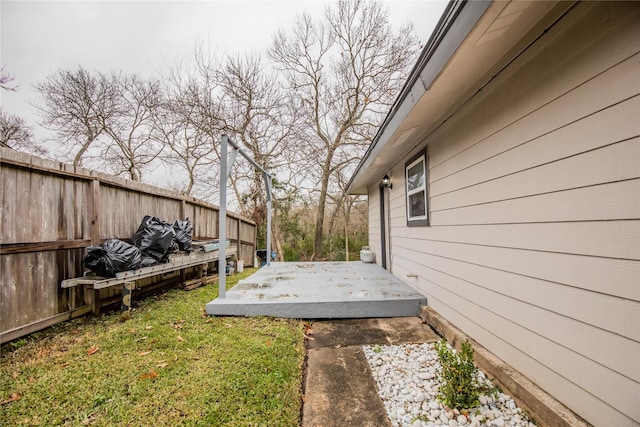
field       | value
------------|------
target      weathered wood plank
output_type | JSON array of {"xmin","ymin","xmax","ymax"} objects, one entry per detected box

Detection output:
[
  {"xmin": 0, "ymin": 239, "xmax": 91, "ymax": 254},
  {"xmin": 181, "ymin": 274, "xmax": 218, "ymax": 291},
  {"xmin": 75, "ymin": 180, "xmax": 87, "ymax": 239},
  {"xmin": 0, "ymin": 253, "xmax": 17, "ymax": 330},
  {"xmin": 29, "ymin": 165, "xmax": 46, "ymax": 242},
  {"xmin": 14, "ymin": 169, "xmax": 30, "ymax": 243},
  {"xmin": 0, "ymin": 166, "xmax": 17, "ymax": 244},
  {"xmin": 88, "ymin": 179, "xmax": 100, "ymax": 244},
  {"xmin": 1, "ymin": 149, "xmax": 256, "ymax": 340},
  {"xmin": 0, "ymin": 305, "xmax": 92, "ymax": 344},
  {"xmin": 21, "ymin": 252, "xmax": 35, "ymax": 329},
  {"xmin": 0, "ymin": 150, "xmax": 254, "ymax": 221},
  {"xmin": 38, "ymin": 251, "xmax": 53, "ymax": 321},
  {"xmin": 0, "ymin": 150, "xmax": 92, "ymax": 181},
  {"xmin": 179, "ymin": 199, "xmax": 186, "ymax": 219},
  {"xmin": 60, "ymin": 178, "xmax": 72, "ymax": 239}
]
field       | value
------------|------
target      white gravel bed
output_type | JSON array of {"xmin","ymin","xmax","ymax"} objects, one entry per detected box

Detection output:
[{"xmin": 363, "ymin": 343, "xmax": 537, "ymax": 427}]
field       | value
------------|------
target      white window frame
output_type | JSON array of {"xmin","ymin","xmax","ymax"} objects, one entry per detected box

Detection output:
[{"xmin": 405, "ymin": 151, "xmax": 429, "ymax": 227}]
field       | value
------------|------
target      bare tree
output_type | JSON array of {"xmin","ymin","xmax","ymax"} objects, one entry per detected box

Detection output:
[
  {"xmin": 0, "ymin": 66, "xmax": 18, "ymax": 91},
  {"xmin": 270, "ymin": 0, "xmax": 418, "ymax": 259},
  {"xmin": 215, "ymin": 53, "xmax": 302, "ymax": 226},
  {"xmin": 325, "ymin": 165, "xmax": 358, "ymax": 260},
  {"xmin": 0, "ymin": 68, "xmax": 43, "ymax": 155},
  {"xmin": 153, "ymin": 45, "xmax": 227, "ymax": 202},
  {"xmin": 153, "ymin": 59, "xmax": 220, "ymax": 196},
  {"xmin": 33, "ymin": 67, "xmax": 116, "ymax": 166},
  {"xmin": 0, "ymin": 109, "xmax": 44, "ymax": 155},
  {"xmin": 99, "ymin": 73, "xmax": 162, "ymax": 181},
  {"xmin": 271, "ymin": 182, "xmax": 316, "ymax": 260}
]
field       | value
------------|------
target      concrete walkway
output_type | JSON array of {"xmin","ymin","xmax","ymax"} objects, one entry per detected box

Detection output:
[{"xmin": 302, "ymin": 317, "xmax": 440, "ymax": 427}]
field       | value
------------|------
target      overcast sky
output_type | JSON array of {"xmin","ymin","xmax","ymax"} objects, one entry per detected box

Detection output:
[{"xmin": 1, "ymin": 0, "xmax": 447, "ymax": 145}]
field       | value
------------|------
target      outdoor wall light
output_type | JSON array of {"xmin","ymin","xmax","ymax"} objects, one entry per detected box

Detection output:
[{"xmin": 381, "ymin": 174, "xmax": 392, "ymax": 189}]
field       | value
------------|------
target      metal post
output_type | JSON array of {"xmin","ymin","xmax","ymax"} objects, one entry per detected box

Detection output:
[
  {"xmin": 227, "ymin": 146, "xmax": 238, "ymax": 175},
  {"xmin": 217, "ymin": 135, "xmax": 273, "ymax": 293},
  {"xmin": 218, "ymin": 136, "xmax": 228, "ymax": 298},
  {"xmin": 264, "ymin": 172, "xmax": 273, "ymax": 266}
]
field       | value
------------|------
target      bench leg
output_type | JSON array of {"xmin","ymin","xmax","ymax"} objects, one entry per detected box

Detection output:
[
  {"xmin": 85, "ymin": 287, "xmax": 99, "ymax": 315},
  {"xmin": 69, "ymin": 287, "xmax": 77, "ymax": 311},
  {"xmin": 121, "ymin": 282, "xmax": 134, "ymax": 312}
]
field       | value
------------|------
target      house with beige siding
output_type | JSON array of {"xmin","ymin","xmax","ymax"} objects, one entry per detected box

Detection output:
[{"xmin": 347, "ymin": 1, "xmax": 639, "ymax": 426}]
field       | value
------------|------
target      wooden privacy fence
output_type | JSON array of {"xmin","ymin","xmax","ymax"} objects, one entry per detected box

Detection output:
[{"xmin": 0, "ymin": 148, "xmax": 256, "ymax": 343}]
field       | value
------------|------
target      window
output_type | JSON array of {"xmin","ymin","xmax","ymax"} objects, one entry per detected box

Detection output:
[{"xmin": 405, "ymin": 151, "xmax": 429, "ymax": 227}]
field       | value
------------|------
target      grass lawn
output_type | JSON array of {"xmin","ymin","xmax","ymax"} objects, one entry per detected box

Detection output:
[{"xmin": 1, "ymin": 268, "xmax": 305, "ymax": 426}]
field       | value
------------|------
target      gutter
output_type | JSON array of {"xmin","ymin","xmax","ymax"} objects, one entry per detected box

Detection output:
[{"xmin": 346, "ymin": 0, "xmax": 491, "ymax": 194}]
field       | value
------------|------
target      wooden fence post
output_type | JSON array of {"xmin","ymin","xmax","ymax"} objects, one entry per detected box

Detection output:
[
  {"xmin": 89, "ymin": 179, "xmax": 101, "ymax": 245},
  {"xmin": 86, "ymin": 179, "xmax": 101, "ymax": 313},
  {"xmin": 180, "ymin": 199, "xmax": 186, "ymax": 220}
]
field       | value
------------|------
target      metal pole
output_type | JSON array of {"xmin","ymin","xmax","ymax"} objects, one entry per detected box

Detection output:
[
  {"xmin": 226, "ymin": 137, "xmax": 269, "ymax": 175},
  {"xmin": 217, "ymin": 135, "xmax": 273, "ymax": 277},
  {"xmin": 218, "ymin": 136, "xmax": 228, "ymax": 298},
  {"xmin": 264, "ymin": 172, "xmax": 272, "ymax": 266},
  {"xmin": 227, "ymin": 146, "xmax": 238, "ymax": 175}
]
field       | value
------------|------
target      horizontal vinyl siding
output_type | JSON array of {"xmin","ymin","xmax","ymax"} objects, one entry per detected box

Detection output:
[
  {"xmin": 367, "ymin": 186, "xmax": 382, "ymax": 266},
  {"xmin": 432, "ymin": 178, "xmax": 640, "ymax": 225},
  {"xmin": 393, "ymin": 241, "xmax": 640, "ymax": 377},
  {"xmin": 383, "ymin": 2, "xmax": 640, "ymax": 426},
  {"xmin": 429, "ymin": 3, "xmax": 640, "ymax": 177},
  {"xmin": 431, "ymin": 135, "xmax": 640, "ymax": 212}
]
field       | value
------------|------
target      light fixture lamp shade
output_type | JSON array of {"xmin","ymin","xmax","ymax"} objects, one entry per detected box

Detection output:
[{"xmin": 381, "ymin": 174, "xmax": 392, "ymax": 189}]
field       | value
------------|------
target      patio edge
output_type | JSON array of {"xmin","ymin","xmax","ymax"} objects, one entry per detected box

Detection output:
[
  {"xmin": 206, "ymin": 298, "xmax": 425, "ymax": 319},
  {"xmin": 420, "ymin": 306, "xmax": 591, "ymax": 427}
]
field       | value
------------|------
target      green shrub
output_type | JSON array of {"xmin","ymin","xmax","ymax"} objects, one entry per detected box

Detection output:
[{"xmin": 434, "ymin": 338, "xmax": 482, "ymax": 409}]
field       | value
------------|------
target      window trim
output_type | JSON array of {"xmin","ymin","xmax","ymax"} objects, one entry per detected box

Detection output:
[{"xmin": 405, "ymin": 150, "xmax": 429, "ymax": 227}]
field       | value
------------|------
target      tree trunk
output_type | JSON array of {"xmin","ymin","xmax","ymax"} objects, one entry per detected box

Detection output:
[
  {"xmin": 73, "ymin": 133, "xmax": 97, "ymax": 166},
  {"xmin": 326, "ymin": 194, "xmax": 344, "ymax": 239},
  {"xmin": 312, "ymin": 165, "xmax": 331, "ymax": 260},
  {"xmin": 272, "ymin": 201, "xmax": 286, "ymax": 262},
  {"xmin": 345, "ymin": 221, "xmax": 349, "ymax": 261},
  {"xmin": 274, "ymin": 230, "xmax": 285, "ymax": 262}
]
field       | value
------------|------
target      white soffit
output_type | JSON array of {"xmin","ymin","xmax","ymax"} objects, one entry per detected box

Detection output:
[{"xmin": 348, "ymin": 0, "xmax": 570, "ymax": 195}]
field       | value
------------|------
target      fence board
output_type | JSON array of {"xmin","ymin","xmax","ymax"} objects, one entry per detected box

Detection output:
[{"xmin": 1, "ymin": 148, "xmax": 256, "ymax": 342}]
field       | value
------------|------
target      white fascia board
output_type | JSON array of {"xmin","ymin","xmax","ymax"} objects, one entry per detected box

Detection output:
[{"xmin": 347, "ymin": 0, "xmax": 491, "ymax": 195}]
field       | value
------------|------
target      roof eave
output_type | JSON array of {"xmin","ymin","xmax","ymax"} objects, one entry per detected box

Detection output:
[{"xmin": 347, "ymin": 0, "xmax": 492, "ymax": 195}]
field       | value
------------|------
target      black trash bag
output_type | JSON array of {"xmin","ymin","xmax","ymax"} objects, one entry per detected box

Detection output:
[
  {"xmin": 140, "ymin": 255, "xmax": 158, "ymax": 268},
  {"xmin": 84, "ymin": 239, "xmax": 142, "ymax": 277},
  {"xmin": 173, "ymin": 218, "xmax": 193, "ymax": 253},
  {"xmin": 131, "ymin": 215, "xmax": 176, "ymax": 262}
]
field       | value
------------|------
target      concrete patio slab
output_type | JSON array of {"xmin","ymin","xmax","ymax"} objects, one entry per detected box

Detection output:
[{"xmin": 205, "ymin": 261, "xmax": 426, "ymax": 318}]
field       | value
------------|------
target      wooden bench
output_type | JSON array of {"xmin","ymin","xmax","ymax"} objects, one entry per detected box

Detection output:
[{"xmin": 62, "ymin": 246, "xmax": 237, "ymax": 314}]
